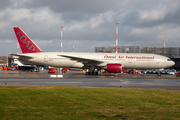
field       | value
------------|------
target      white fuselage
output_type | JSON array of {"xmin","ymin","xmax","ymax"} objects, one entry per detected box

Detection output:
[{"xmin": 17, "ymin": 52, "xmax": 175, "ymax": 70}]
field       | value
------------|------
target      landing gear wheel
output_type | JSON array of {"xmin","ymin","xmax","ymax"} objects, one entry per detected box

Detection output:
[{"xmin": 85, "ymin": 72, "xmax": 98, "ymax": 75}]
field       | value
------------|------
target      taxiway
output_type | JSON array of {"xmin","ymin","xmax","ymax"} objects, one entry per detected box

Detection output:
[{"xmin": 0, "ymin": 69, "xmax": 180, "ymax": 90}]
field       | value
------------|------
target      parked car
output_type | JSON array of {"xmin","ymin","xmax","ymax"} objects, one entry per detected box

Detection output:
[
  {"xmin": 142, "ymin": 70, "xmax": 148, "ymax": 74},
  {"xmin": 161, "ymin": 70, "xmax": 169, "ymax": 74},
  {"xmin": 152, "ymin": 70, "xmax": 159, "ymax": 74},
  {"xmin": 142, "ymin": 70, "xmax": 153, "ymax": 74},
  {"xmin": 62, "ymin": 68, "xmax": 69, "ymax": 73},
  {"xmin": 48, "ymin": 68, "xmax": 56, "ymax": 73},
  {"xmin": 176, "ymin": 72, "xmax": 180, "ymax": 77},
  {"xmin": 166, "ymin": 70, "xmax": 178, "ymax": 75},
  {"xmin": 147, "ymin": 70, "xmax": 153, "ymax": 74}
]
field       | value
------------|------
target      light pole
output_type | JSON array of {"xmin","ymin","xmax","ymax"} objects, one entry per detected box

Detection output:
[
  {"xmin": 61, "ymin": 26, "xmax": 64, "ymax": 52},
  {"xmin": 116, "ymin": 21, "xmax": 120, "ymax": 53},
  {"xmin": 162, "ymin": 38, "xmax": 167, "ymax": 55},
  {"xmin": 73, "ymin": 42, "xmax": 75, "ymax": 52},
  {"xmin": 162, "ymin": 38, "xmax": 167, "ymax": 48}
]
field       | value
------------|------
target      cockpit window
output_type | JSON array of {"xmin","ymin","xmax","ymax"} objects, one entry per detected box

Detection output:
[{"xmin": 167, "ymin": 59, "xmax": 172, "ymax": 61}]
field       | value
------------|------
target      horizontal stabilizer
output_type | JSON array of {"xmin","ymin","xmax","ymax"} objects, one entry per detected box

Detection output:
[{"xmin": 9, "ymin": 54, "xmax": 33, "ymax": 59}]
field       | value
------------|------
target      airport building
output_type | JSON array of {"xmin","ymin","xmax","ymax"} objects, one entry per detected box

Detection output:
[
  {"xmin": 0, "ymin": 56, "xmax": 6, "ymax": 65},
  {"xmin": 95, "ymin": 46, "xmax": 180, "ymax": 58},
  {"xmin": 95, "ymin": 46, "xmax": 180, "ymax": 70}
]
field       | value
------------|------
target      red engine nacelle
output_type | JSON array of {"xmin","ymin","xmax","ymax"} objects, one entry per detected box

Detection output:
[{"xmin": 106, "ymin": 63, "xmax": 122, "ymax": 73}]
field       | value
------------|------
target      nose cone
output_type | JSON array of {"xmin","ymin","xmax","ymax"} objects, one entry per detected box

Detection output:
[
  {"xmin": 171, "ymin": 61, "xmax": 175, "ymax": 66},
  {"xmin": 168, "ymin": 61, "xmax": 175, "ymax": 67}
]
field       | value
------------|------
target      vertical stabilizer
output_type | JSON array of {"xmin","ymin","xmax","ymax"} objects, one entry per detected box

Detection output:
[{"xmin": 13, "ymin": 27, "xmax": 42, "ymax": 53}]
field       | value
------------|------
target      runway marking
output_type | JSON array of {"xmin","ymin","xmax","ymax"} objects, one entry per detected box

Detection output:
[{"xmin": 35, "ymin": 82, "xmax": 83, "ymax": 84}]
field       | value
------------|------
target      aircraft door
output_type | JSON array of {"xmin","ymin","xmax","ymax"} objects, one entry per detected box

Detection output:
[{"xmin": 44, "ymin": 55, "xmax": 48, "ymax": 62}]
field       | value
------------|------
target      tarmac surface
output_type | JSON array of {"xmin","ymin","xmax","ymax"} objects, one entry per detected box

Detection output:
[{"xmin": 0, "ymin": 69, "xmax": 180, "ymax": 90}]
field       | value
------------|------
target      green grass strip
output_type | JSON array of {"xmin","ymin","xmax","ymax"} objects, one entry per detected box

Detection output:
[{"xmin": 0, "ymin": 85, "xmax": 180, "ymax": 120}]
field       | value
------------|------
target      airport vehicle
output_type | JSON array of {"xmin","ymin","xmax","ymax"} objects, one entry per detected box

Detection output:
[
  {"xmin": 10, "ymin": 27, "xmax": 175, "ymax": 75},
  {"xmin": 2, "ymin": 66, "xmax": 11, "ymax": 70},
  {"xmin": 11, "ymin": 67, "xmax": 15, "ymax": 71},
  {"xmin": 13, "ymin": 59, "xmax": 39, "ymax": 72},
  {"xmin": 12, "ymin": 63, "xmax": 19, "ymax": 70},
  {"xmin": 48, "ymin": 68, "xmax": 56, "ymax": 73},
  {"xmin": 176, "ymin": 72, "xmax": 180, "ymax": 77},
  {"xmin": 18, "ymin": 66, "xmax": 39, "ymax": 72},
  {"xmin": 128, "ymin": 69, "xmax": 140, "ymax": 74}
]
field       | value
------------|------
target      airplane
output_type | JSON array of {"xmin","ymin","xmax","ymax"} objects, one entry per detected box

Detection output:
[{"xmin": 10, "ymin": 27, "xmax": 175, "ymax": 75}]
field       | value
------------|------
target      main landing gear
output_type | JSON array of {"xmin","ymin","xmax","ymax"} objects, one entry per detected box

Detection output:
[
  {"xmin": 85, "ymin": 72, "xmax": 98, "ymax": 75},
  {"xmin": 85, "ymin": 65, "xmax": 98, "ymax": 75}
]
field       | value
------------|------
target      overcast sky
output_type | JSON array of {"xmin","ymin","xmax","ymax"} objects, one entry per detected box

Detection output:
[{"xmin": 0, "ymin": 0, "xmax": 180, "ymax": 55}]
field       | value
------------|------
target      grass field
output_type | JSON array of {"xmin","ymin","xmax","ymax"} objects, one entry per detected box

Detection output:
[{"xmin": 0, "ymin": 85, "xmax": 180, "ymax": 120}]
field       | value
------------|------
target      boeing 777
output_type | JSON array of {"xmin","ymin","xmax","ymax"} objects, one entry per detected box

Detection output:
[{"xmin": 10, "ymin": 27, "xmax": 175, "ymax": 75}]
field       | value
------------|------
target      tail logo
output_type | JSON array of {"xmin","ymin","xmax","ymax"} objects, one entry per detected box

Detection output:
[{"xmin": 16, "ymin": 31, "xmax": 35, "ymax": 51}]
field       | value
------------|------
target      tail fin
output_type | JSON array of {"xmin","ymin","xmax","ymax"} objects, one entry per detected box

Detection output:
[{"xmin": 13, "ymin": 27, "xmax": 42, "ymax": 53}]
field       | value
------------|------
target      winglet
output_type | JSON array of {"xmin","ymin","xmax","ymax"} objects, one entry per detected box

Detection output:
[{"xmin": 13, "ymin": 27, "xmax": 42, "ymax": 53}]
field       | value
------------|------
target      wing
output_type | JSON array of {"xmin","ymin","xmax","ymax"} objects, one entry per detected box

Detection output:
[{"xmin": 58, "ymin": 55, "xmax": 107, "ymax": 66}]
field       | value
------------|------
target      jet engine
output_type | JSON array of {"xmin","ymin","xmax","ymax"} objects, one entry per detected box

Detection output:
[{"xmin": 105, "ymin": 63, "xmax": 122, "ymax": 73}]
